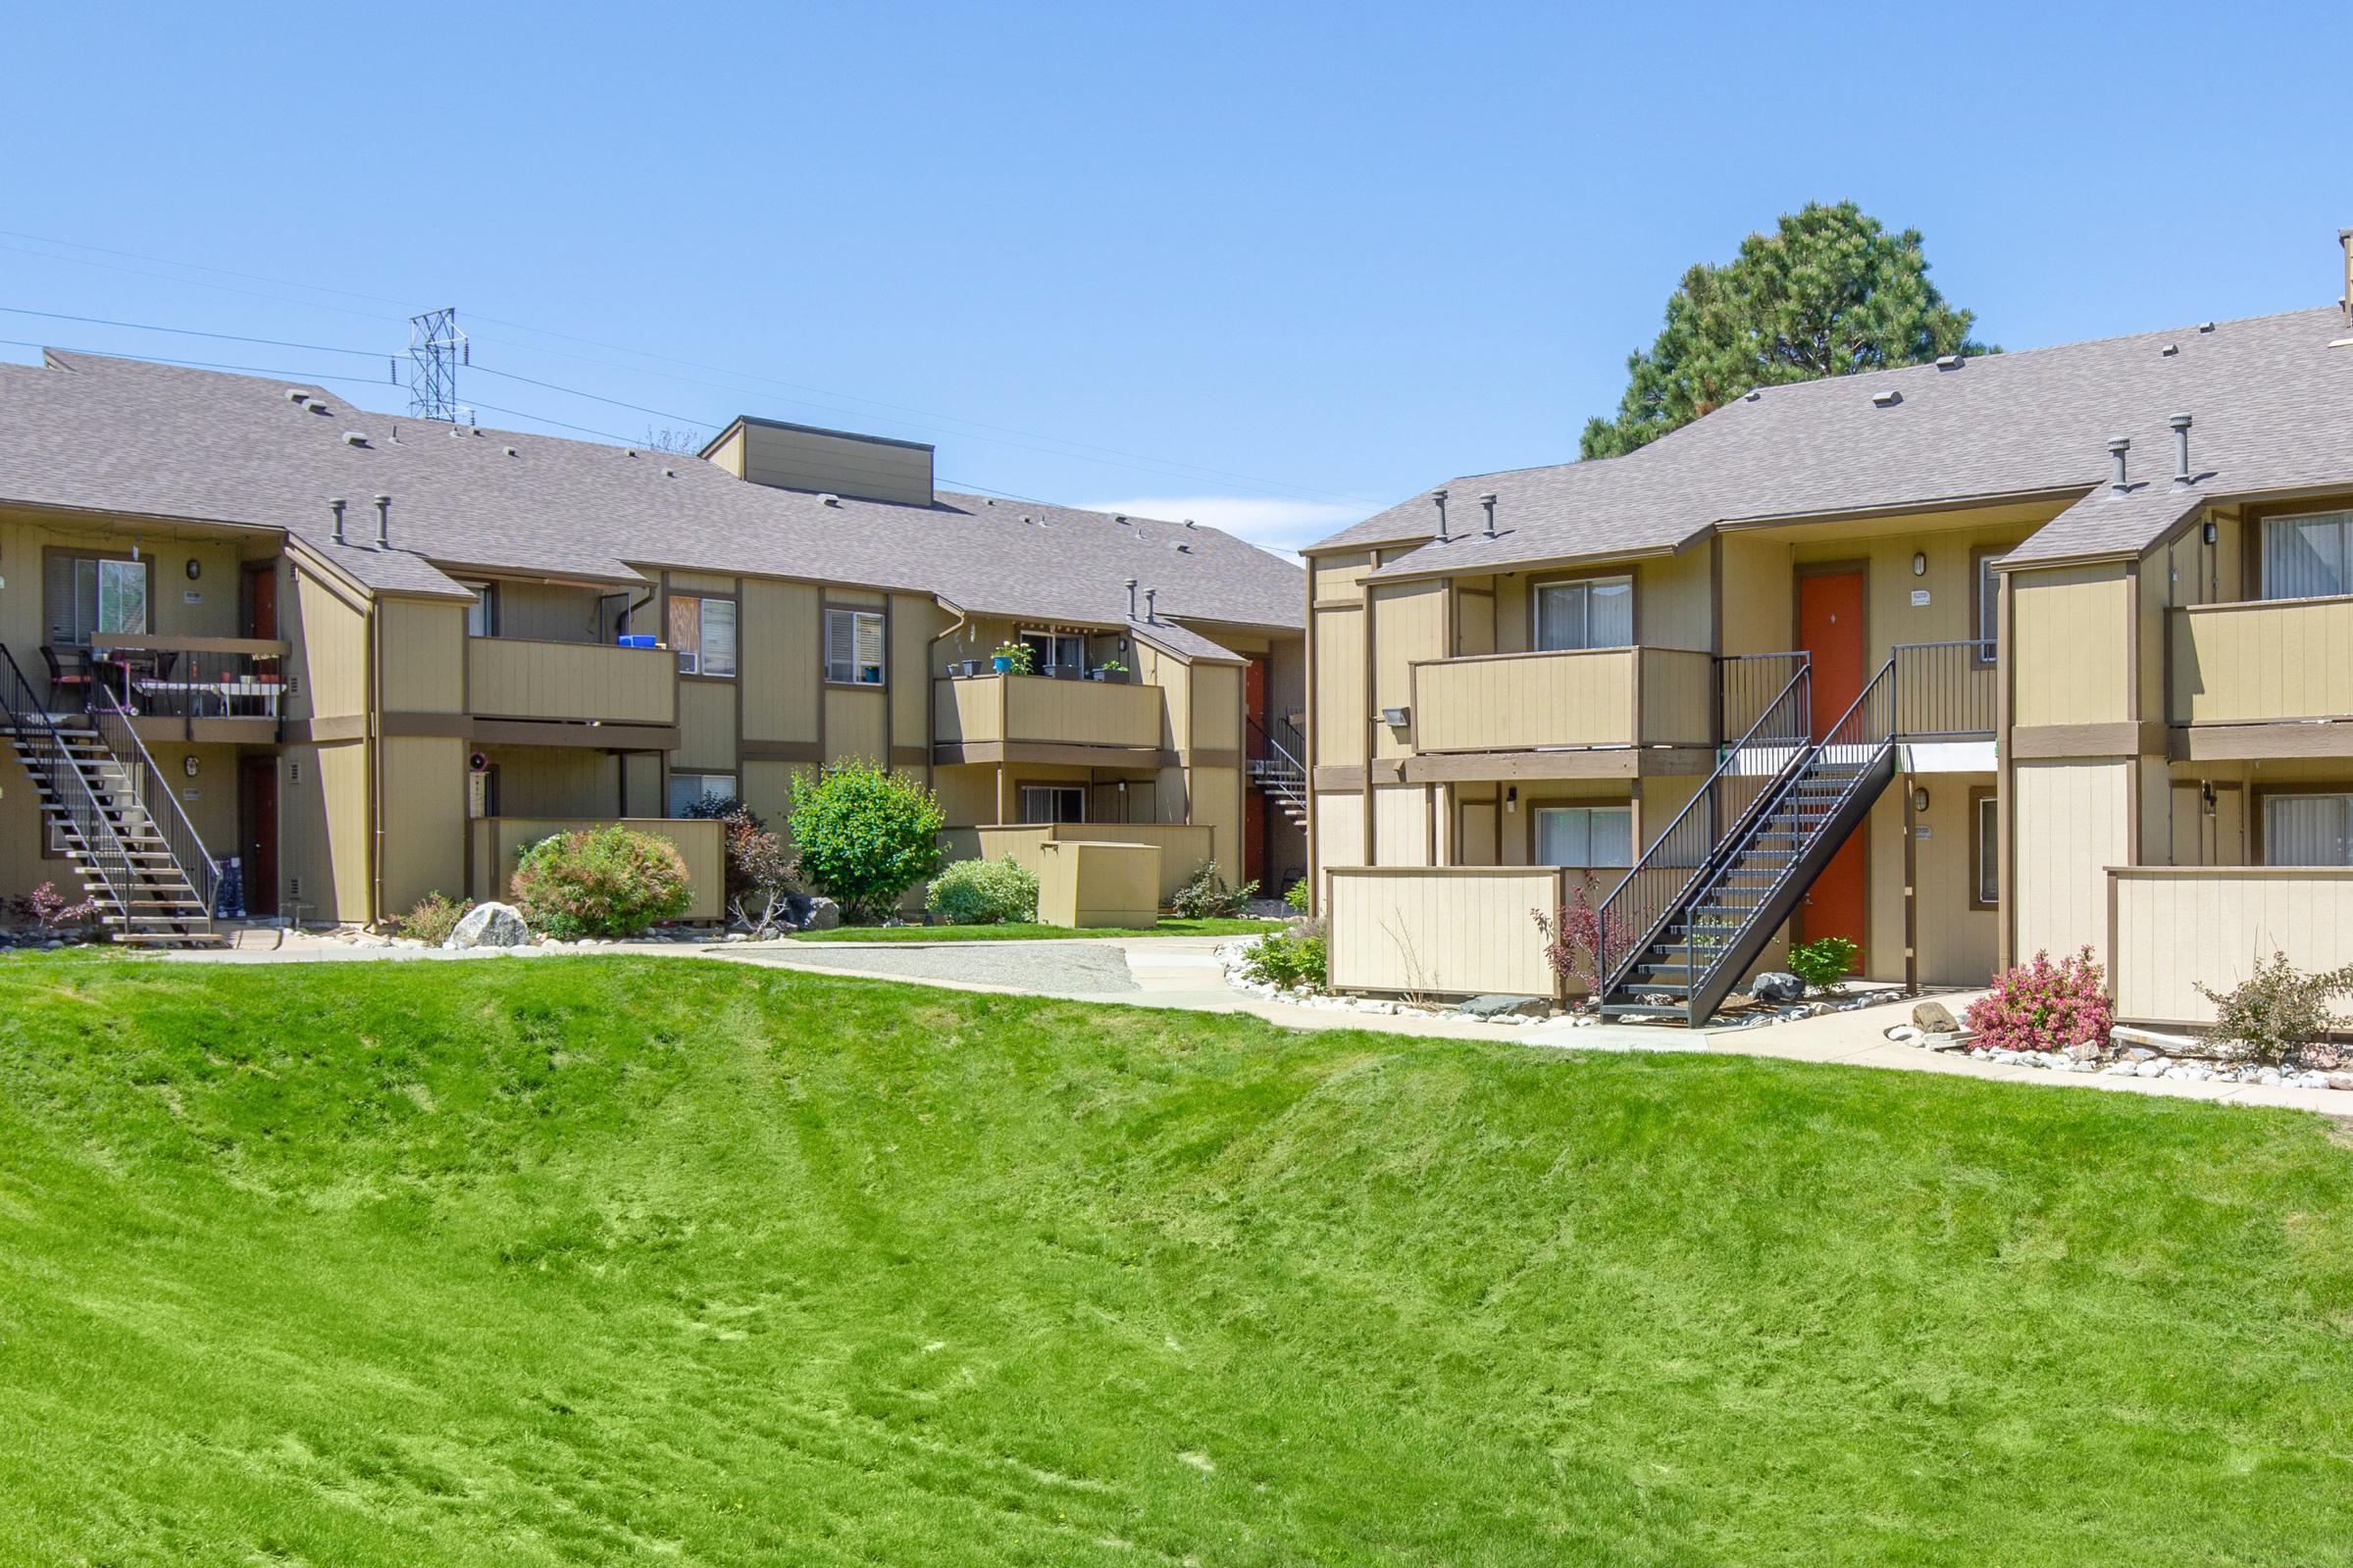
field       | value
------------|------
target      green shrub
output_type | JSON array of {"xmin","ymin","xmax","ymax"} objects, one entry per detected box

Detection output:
[
  {"xmin": 1284, "ymin": 878, "xmax": 1310, "ymax": 914},
  {"xmin": 926, "ymin": 856, "xmax": 1039, "ymax": 926},
  {"xmin": 510, "ymin": 826, "xmax": 691, "ymax": 939},
  {"xmin": 1788, "ymin": 936, "xmax": 1860, "ymax": 994},
  {"xmin": 1172, "ymin": 861, "xmax": 1258, "ymax": 920},
  {"xmin": 1244, "ymin": 920, "xmax": 1327, "ymax": 990},
  {"xmin": 2194, "ymin": 950, "xmax": 2353, "ymax": 1067},
  {"xmin": 788, "ymin": 760, "xmax": 946, "ymax": 922},
  {"xmin": 395, "ymin": 890, "xmax": 473, "ymax": 945}
]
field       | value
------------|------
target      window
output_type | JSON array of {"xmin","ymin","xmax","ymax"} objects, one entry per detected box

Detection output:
[
  {"xmin": 1971, "ymin": 789, "xmax": 2000, "ymax": 908},
  {"xmin": 1019, "ymin": 784, "xmax": 1086, "ymax": 824},
  {"xmin": 1972, "ymin": 549, "xmax": 2001, "ymax": 661},
  {"xmin": 2264, "ymin": 792, "xmax": 2353, "ymax": 866},
  {"xmin": 1533, "ymin": 804, "xmax": 1633, "ymax": 867},
  {"xmin": 1532, "ymin": 575, "xmax": 1632, "ymax": 652},
  {"xmin": 465, "ymin": 582, "xmax": 498, "ymax": 637},
  {"xmin": 45, "ymin": 553, "xmax": 150, "ymax": 647},
  {"xmin": 668, "ymin": 772, "xmax": 737, "ymax": 818},
  {"xmin": 2262, "ymin": 511, "xmax": 2353, "ymax": 601},
  {"xmin": 671, "ymin": 595, "xmax": 737, "ymax": 677},
  {"xmin": 826, "ymin": 607, "xmax": 885, "ymax": 685},
  {"xmin": 1019, "ymin": 630, "xmax": 1084, "ymax": 674}
]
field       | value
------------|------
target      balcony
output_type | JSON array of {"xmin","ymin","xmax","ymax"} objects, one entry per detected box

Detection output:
[
  {"xmin": 2170, "ymin": 595, "xmax": 2353, "ymax": 729},
  {"xmin": 1409, "ymin": 647, "xmax": 1716, "ymax": 757},
  {"xmin": 84, "ymin": 633, "xmax": 290, "ymax": 742},
  {"xmin": 466, "ymin": 636, "xmax": 676, "ymax": 730},
  {"xmin": 933, "ymin": 672, "xmax": 1167, "ymax": 759}
]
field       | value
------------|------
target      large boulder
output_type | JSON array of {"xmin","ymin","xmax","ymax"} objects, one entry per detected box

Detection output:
[
  {"xmin": 1912, "ymin": 999, "xmax": 1962, "ymax": 1034},
  {"xmin": 445, "ymin": 901, "xmax": 529, "ymax": 950},
  {"xmin": 802, "ymin": 896, "xmax": 841, "ymax": 932},
  {"xmin": 1457, "ymin": 993, "xmax": 1549, "ymax": 1020},
  {"xmin": 1751, "ymin": 972, "xmax": 1805, "ymax": 1003}
]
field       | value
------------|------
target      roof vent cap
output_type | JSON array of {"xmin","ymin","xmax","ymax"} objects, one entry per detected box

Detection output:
[
  {"xmin": 1184, "ymin": 518, "xmax": 1197, "ymax": 529},
  {"xmin": 1871, "ymin": 388, "xmax": 1902, "ymax": 407},
  {"xmin": 283, "ymin": 387, "xmax": 308, "ymax": 403},
  {"xmin": 625, "ymin": 448, "xmax": 638, "ymax": 458},
  {"xmin": 1743, "ymin": 387, "xmax": 1762, "ymax": 402},
  {"xmin": 1114, "ymin": 514, "xmax": 1129, "ymax": 525},
  {"xmin": 304, "ymin": 397, "xmax": 331, "ymax": 414},
  {"xmin": 2162, "ymin": 343, "xmax": 2179, "ymax": 356},
  {"xmin": 502, "ymin": 445, "xmax": 518, "ymax": 457},
  {"xmin": 341, "ymin": 430, "xmax": 368, "ymax": 446},
  {"xmin": 1934, "ymin": 354, "xmax": 1962, "ymax": 369},
  {"xmin": 2198, "ymin": 321, "xmax": 2217, "ymax": 333},
  {"xmin": 662, "ymin": 467, "xmax": 676, "ymax": 479},
  {"xmin": 818, "ymin": 492, "xmax": 841, "ymax": 507},
  {"xmin": 1172, "ymin": 542, "xmax": 1193, "ymax": 553}
]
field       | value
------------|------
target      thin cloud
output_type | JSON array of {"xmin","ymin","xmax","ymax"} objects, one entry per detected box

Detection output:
[{"xmin": 1082, "ymin": 495, "xmax": 1367, "ymax": 561}]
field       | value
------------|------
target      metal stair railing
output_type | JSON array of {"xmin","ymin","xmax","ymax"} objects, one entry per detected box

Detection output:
[
  {"xmin": 87, "ymin": 680, "xmax": 220, "ymax": 919},
  {"xmin": 1595, "ymin": 658, "xmax": 1812, "ymax": 996},
  {"xmin": 0, "ymin": 644, "xmax": 145, "ymax": 919},
  {"xmin": 1246, "ymin": 713, "xmax": 1308, "ymax": 799}
]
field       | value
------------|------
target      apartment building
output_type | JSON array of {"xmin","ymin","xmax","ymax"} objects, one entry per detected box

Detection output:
[
  {"xmin": 0, "ymin": 352, "xmax": 1305, "ymax": 940},
  {"xmin": 1309, "ymin": 231, "xmax": 2353, "ymax": 1029}
]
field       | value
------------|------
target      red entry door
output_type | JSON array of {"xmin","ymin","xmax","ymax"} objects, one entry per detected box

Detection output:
[
  {"xmin": 1243, "ymin": 656, "xmax": 1269, "ymax": 885},
  {"xmin": 238, "ymin": 756, "xmax": 279, "ymax": 918},
  {"xmin": 1796, "ymin": 570, "xmax": 1867, "ymax": 970}
]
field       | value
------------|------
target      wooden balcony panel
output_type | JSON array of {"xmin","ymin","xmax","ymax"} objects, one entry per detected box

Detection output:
[
  {"xmin": 466, "ymin": 637, "xmax": 676, "ymax": 726},
  {"xmin": 934, "ymin": 674, "xmax": 1164, "ymax": 751},
  {"xmin": 1410, "ymin": 647, "xmax": 1713, "ymax": 754},
  {"xmin": 2169, "ymin": 596, "xmax": 2353, "ymax": 726}
]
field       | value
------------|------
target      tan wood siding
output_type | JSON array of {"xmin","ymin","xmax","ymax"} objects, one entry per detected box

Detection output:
[
  {"xmin": 1326, "ymin": 866, "xmax": 1567, "ymax": 997},
  {"xmin": 289, "ymin": 567, "xmax": 367, "ymax": 720},
  {"xmin": 1315, "ymin": 792, "xmax": 1365, "ymax": 870},
  {"xmin": 2014, "ymin": 758, "xmax": 2131, "ymax": 964},
  {"xmin": 1312, "ymin": 605, "xmax": 1365, "ymax": 766},
  {"xmin": 2111, "ymin": 867, "xmax": 2353, "ymax": 1024},
  {"xmin": 936, "ymin": 674, "xmax": 1166, "ymax": 750},
  {"xmin": 381, "ymin": 735, "xmax": 465, "ymax": 913},
  {"xmin": 676, "ymin": 678, "xmax": 737, "ymax": 772},
  {"xmin": 825, "ymin": 686, "xmax": 886, "ymax": 763},
  {"xmin": 1370, "ymin": 580, "xmax": 1444, "ymax": 760},
  {"xmin": 281, "ymin": 740, "xmax": 369, "ymax": 923},
  {"xmin": 742, "ymin": 579, "xmax": 819, "ymax": 742},
  {"xmin": 466, "ymin": 638, "xmax": 674, "ymax": 724},
  {"xmin": 1412, "ymin": 647, "xmax": 1709, "ymax": 752},
  {"xmin": 738, "ymin": 422, "xmax": 934, "ymax": 506},
  {"xmin": 380, "ymin": 602, "xmax": 466, "ymax": 714},
  {"xmin": 2012, "ymin": 563, "xmax": 2133, "ymax": 726},
  {"xmin": 2169, "ymin": 596, "xmax": 2353, "ymax": 725},
  {"xmin": 970, "ymin": 823, "xmax": 1215, "ymax": 904}
]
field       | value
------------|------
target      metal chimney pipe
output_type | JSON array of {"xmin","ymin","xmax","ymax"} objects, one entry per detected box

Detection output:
[
  {"xmin": 2170, "ymin": 414, "xmax": 2193, "ymax": 484},
  {"xmin": 1479, "ymin": 491, "xmax": 1499, "ymax": 539},
  {"xmin": 374, "ymin": 493, "xmax": 391, "ymax": 546},
  {"xmin": 1431, "ymin": 487, "xmax": 1450, "ymax": 542},
  {"xmin": 1143, "ymin": 587, "xmax": 1157, "ymax": 623},
  {"xmin": 2107, "ymin": 438, "xmax": 2130, "ymax": 492},
  {"xmin": 1125, "ymin": 578, "xmax": 1139, "ymax": 619},
  {"xmin": 330, "ymin": 497, "xmax": 347, "ymax": 545}
]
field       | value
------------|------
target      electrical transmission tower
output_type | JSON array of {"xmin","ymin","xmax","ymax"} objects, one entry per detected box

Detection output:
[{"xmin": 407, "ymin": 308, "xmax": 470, "ymax": 422}]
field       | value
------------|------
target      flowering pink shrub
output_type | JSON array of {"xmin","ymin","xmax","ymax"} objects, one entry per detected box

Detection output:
[{"xmin": 1964, "ymin": 946, "xmax": 2113, "ymax": 1052}]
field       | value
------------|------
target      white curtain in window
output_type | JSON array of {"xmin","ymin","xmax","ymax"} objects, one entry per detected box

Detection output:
[
  {"xmin": 2263, "ymin": 512, "xmax": 2350, "ymax": 601},
  {"xmin": 700, "ymin": 599, "xmax": 737, "ymax": 678},
  {"xmin": 2265, "ymin": 793, "xmax": 2353, "ymax": 866},
  {"xmin": 1534, "ymin": 577, "xmax": 1632, "ymax": 651}
]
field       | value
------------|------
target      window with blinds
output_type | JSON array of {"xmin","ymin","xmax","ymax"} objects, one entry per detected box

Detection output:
[
  {"xmin": 1532, "ymin": 576, "xmax": 1633, "ymax": 651},
  {"xmin": 45, "ymin": 554, "xmax": 150, "ymax": 647},
  {"xmin": 1020, "ymin": 784, "xmax": 1085, "ymax": 824},
  {"xmin": 670, "ymin": 595, "xmax": 737, "ymax": 677},
  {"xmin": 826, "ymin": 608, "xmax": 885, "ymax": 685},
  {"xmin": 2261, "ymin": 511, "xmax": 2352, "ymax": 601},
  {"xmin": 1533, "ymin": 805, "xmax": 1633, "ymax": 867},
  {"xmin": 2264, "ymin": 792, "xmax": 2353, "ymax": 866}
]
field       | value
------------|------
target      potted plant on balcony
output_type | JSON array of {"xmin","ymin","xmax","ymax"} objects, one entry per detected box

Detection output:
[
  {"xmin": 992, "ymin": 641, "xmax": 1034, "ymax": 676},
  {"xmin": 1090, "ymin": 659, "xmax": 1128, "ymax": 683}
]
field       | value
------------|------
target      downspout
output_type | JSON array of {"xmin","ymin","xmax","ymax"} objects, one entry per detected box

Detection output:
[
  {"xmin": 924, "ymin": 599, "xmax": 970, "ymax": 795},
  {"xmin": 367, "ymin": 594, "xmax": 384, "ymax": 929}
]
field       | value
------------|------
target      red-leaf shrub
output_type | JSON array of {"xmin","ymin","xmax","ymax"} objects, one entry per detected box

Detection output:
[
  {"xmin": 1532, "ymin": 885, "xmax": 1622, "ymax": 991},
  {"xmin": 1964, "ymin": 946, "xmax": 2113, "ymax": 1052},
  {"xmin": 511, "ymin": 825, "xmax": 691, "ymax": 939}
]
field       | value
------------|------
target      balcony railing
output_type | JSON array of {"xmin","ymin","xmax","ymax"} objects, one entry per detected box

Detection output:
[
  {"xmin": 466, "ymin": 636, "xmax": 677, "ymax": 726},
  {"xmin": 934, "ymin": 672, "xmax": 1165, "ymax": 751},
  {"xmin": 1409, "ymin": 646, "xmax": 1715, "ymax": 753},
  {"xmin": 2169, "ymin": 594, "xmax": 2353, "ymax": 726},
  {"xmin": 84, "ymin": 634, "xmax": 289, "ymax": 726}
]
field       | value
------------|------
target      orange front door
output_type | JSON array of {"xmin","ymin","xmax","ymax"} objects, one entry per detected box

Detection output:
[{"xmin": 1796, "ymin": 569, "xmax": 1867, "ymax": 970}]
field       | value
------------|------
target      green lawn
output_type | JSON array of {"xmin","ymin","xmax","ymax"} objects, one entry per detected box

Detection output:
[
  {"xmin": 789, "ymin": 916, "xmax": 1274, "ymax": 942},
  {"xmin": 2, "ymin": 954, "xmax": 2350, "ymax": 1565}
]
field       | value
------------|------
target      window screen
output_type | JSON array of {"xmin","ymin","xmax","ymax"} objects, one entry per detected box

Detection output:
[{"xmin": 1532, "ymin": 576, "xmax": 1632, "ymax": 651}]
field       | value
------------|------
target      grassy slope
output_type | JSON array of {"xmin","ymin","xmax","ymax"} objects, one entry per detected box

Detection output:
[
  {"xmin": 0, "ymin": 955, "xmax": 2348, "ymax": 1566},
  {"xmin": 790, "ymin": 917, "xmax": 1272, "ymax": 942}
]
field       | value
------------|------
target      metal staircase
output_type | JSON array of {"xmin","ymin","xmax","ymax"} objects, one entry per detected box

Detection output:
[
  {"xmin": 0, "ymin": 646, "xmax": 224, "ymax": 947},
  {"xmin": 1247, "ymin": 714, "xmax": 1309, "ymax": 829},
  {"xmin": 1594, "ymin": 640, "xmax": 1992, "ymax": 1027}
]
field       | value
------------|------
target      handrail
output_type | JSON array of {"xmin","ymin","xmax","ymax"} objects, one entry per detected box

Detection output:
[
  {"xmin": 1714, "ymin": 650, "xmax": 1809, "ymax": 743},
  {"xmin": 87, "ymin": 680, "xmax": 221, "ymax": 918},
  {"xmin": 1594, "ymin": 658, "xmax": 1811, "ymax": 993},
  {"xmin": 1888, "ymin": 638, "xmax": 1997, "ymax": 739},
  {"xmin": 0, "ymin": 645, "xmax": 150, "ymax": 927},
  {"xmin": 1248, "ymin": 712, "xmax": 1306, "ymax": 776}
]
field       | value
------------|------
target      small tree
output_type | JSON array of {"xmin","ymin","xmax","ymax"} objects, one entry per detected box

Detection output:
[
  {"xmin": 1787, "ymin": 936, "xmax": 1860, "ymax": 995},
  {"xmin": 788, "ymin": 760, "xmax": 945, "ymax": 923},
  {"xmin": 511, "ymin": 825, "xmax": 692, "ymax": 938},
  {"xmin": 683, "ymin": 795, "xmax": 796, "ymax": 935},
  {"xmin": 1532, "ymin": 885, "xmax": 1620, "ymax": 994}
]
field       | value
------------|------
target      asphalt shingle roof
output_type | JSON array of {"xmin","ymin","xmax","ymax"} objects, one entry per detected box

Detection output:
[
  {"xmin": 1313, "ymin": 305, "xmax": 2353, "ymax": 577},
  {"xmin": 0, "ymin": 352, "xmax": 1304, "ymax": 663}
]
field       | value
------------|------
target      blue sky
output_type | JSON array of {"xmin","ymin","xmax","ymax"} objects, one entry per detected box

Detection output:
[{"xmin": 4, "ymin": 2, "xmax": 2347, "ymax": 553}]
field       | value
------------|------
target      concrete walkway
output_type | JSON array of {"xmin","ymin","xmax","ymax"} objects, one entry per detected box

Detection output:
[{"xmin": 167, "ymin": 929, "xmax": 2349, "ymax": 1116}]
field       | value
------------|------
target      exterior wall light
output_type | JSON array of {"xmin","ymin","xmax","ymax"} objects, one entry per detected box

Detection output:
[
  {"xmin": 1912, "ymin": 551, "xmax": 1927, "ymax": 577},
  {"xmin": 182, "ymin": 755, "xmax": 200, "ymax": 779},
  {"xmin": 1913, "ymin": 786, "xmax": 1930, "ymax": 812}
]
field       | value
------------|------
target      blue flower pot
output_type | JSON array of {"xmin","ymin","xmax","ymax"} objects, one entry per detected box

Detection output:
[{"xmin": 993, "ymin": 654, "xmax": 1013, "ymax": 673}]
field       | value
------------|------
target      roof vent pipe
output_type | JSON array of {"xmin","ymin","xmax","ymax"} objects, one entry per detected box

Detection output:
[
  {"xmin": 1479, "ymin": 492, "xmax": 1498, "ymax": 539},
  {"xmin": 373, "ymin": 493, "xmax": 391, "ymax": 547},
  {"xmin": 1125, "ymin": 578, "xmax": 1139, "ymax": 619},
  {"xmin": 1144, "ymin": 587, "xmax": 1157, "ymax": 624},
  {"xmin": 2108, "ymin": 437, "xmax": 2131, "ymax": 492},
  {"xmin": 1431, "ymin": 487, "xmax": 1450, "ymax": 542},
  {"xmin": 330, "ymin": 497, "xmax": 347, "ymax": 545},
  {"xmin": 2339, "ymin": 227, "xmax": 2351, "ymax": 318},
  {"xmin": 2170, "ymin": 414, "xmax": 2194, "ymax": 485}
]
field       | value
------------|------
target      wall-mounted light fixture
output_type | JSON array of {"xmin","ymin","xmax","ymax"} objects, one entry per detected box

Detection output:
[
  {"xmin": 1912, "ymin": 551, "xmax": 1927, "ymax": 577},
  {"xmin": 1505, "ymin": 785, "xmax": 1518, "ymax": 812},
  {"xmin": 1380, "ymin": 706, "xmax": 1409, "ymax": 727},
  {"xmin": 184, "ymin": 558, "xmax": 202, "ymax": 582},
  {"xmin": 182, "ymin": 755, "xmax": 200, "ymax": 780},
  {"xmin": 1913, "ymin": 785, "xmax": 1930, "ymax": 812},
  {"xmin": 2202, "ymin": 520, "xmax": 2219, "ymax": 546},
  {"xmin": 2201, "ymin": 781, "xmax": 2218, "ymax": 817}
]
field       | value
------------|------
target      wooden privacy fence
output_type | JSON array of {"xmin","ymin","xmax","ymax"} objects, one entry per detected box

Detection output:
[
  {"xmin": 2107, "ymin": 866, "xmax": 2353, "ymax": 1025},
  {"xmin": 955, "ymin": 823, "xmax": 1216, "ymax": 906},
  {"xmin": 468, "ymin": 817, "xmax": 726, "ymax": 922},
  {"xmin": 1326, "ymin": 866, "xmax": 1612, "ymax": 999}
]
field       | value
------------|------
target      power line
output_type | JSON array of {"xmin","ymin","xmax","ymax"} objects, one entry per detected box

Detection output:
[
  {"xmin": 0, "ymin": 337, "xmax": 384, "ymax": 385},
  {"xmin": 0, "ymin": 228, "xmax": 422, "ymax": 311},
  {"xmin": 0, "ymin": 304, "xmax": 384, "ymax": 359}
]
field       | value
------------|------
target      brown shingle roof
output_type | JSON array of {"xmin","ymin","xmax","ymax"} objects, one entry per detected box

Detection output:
[
  {"xmin": 1311, "ymin": 306, "xmax": 2353, "ymax": 577},
  {"xmin": 0, "ymin": 352, "xmax": 1304, "ymax": 661}
]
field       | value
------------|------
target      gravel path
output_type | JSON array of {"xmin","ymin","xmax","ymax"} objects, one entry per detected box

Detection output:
[{"xmin": 755, "ymin": 940, "xmax": 1142, "ymax": 995}]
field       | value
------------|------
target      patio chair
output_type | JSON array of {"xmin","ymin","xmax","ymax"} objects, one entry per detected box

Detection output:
[{"xmin": 38, "ymin": 646, "xmax": 90, "ymax": 713}]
